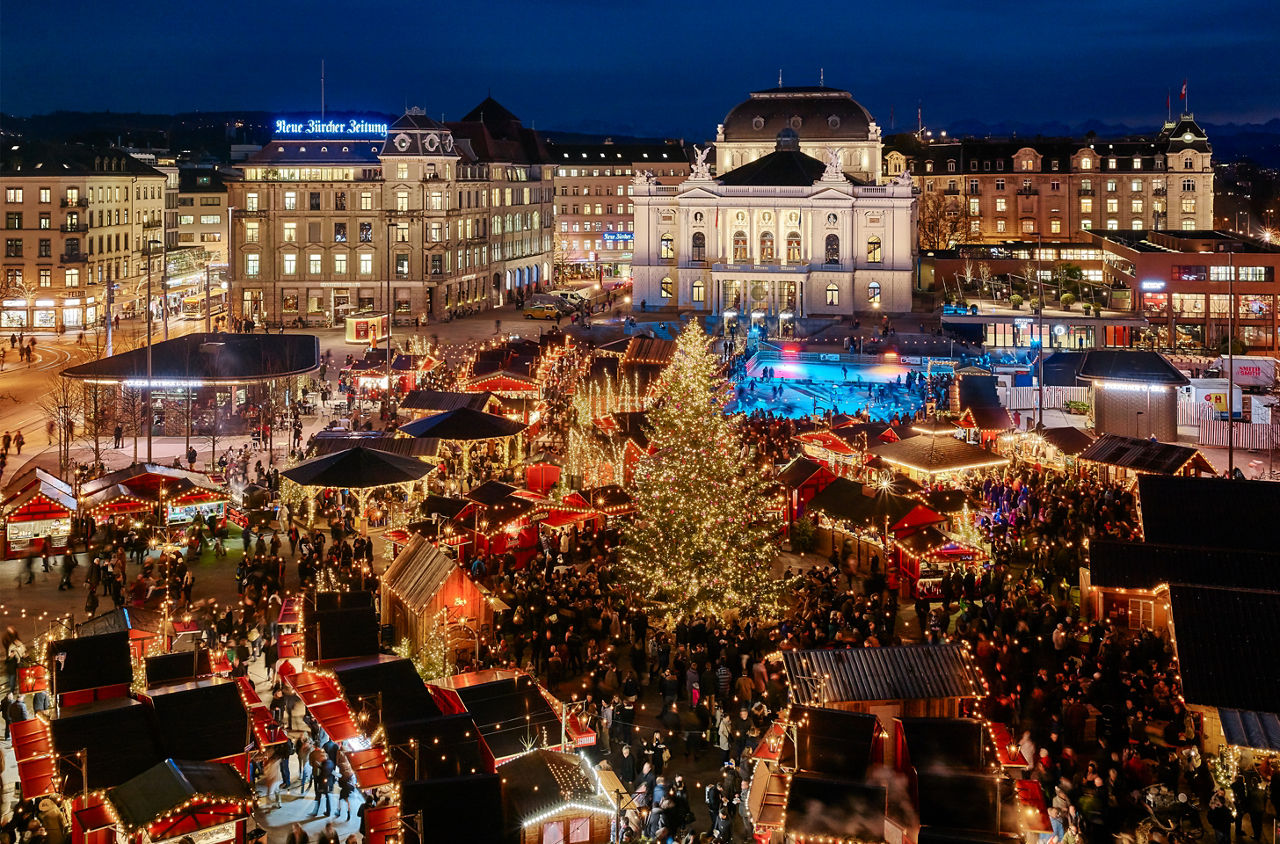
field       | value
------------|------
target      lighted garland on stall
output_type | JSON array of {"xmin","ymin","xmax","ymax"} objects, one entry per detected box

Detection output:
[
  {"xmin": 394, "ymin": 609, "xmax": 451, "ymax": 681},
  {"xmin": 619, "ymin": 320, "xmax": 790, "ymax": 622}
]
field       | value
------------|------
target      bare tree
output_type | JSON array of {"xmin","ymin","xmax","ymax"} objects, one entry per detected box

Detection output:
[
  {"xmin": 978, "ymin": 262, "xmax": 993, "ymax": 301},
  {"xmin": 38, "ymin": 377, "xmax": 83, "ymax": 477},
  {"xmin": 917, "ymin": 192, "xmax": 966, "ymax": 250},
  {"xmin": 119, "ymin": 387, "xmax": 144, "ymax": 465}
]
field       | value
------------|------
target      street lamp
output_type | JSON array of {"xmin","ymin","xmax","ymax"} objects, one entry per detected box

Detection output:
[{"xmin": 145, "ymin": 238, "xmax": 163, "ymax": 463}]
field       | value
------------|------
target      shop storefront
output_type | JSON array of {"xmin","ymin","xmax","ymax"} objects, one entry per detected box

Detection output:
[{"xmin": 0, "ymin": 296, "xmax": 99, "ymax": 332}]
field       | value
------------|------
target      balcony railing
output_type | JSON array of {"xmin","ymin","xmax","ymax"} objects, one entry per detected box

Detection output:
[
  {"xmin": 60, "ymin": 198, "xmax": 88, "ymax": 208},
  {"xmin": 1017, "ymin": 188, "xmax": 1039, "ymax": 196},
  {"xmin": 943, "ymin": 188, "xmax": 960, "ymax": 195},
  {"xmin": 60, "ymin": 223, "xmax": 88, "ymax": 233},
  {"xmin": 142, "ymin": 219, "xmax": 162, "ymax": 229},
  {"xmin": 1153, "ymin": 188, "xmax": 1167, "ymax": 196},
  {"xmin": 60, "ymin": 253, "xmax": 88, "ymax": 263},
  {"xmin": 1078, "ymin": 188, "xmax": 1095, "ymax": 196}
]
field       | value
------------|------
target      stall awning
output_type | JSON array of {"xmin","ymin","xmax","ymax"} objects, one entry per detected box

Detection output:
[
  {"xmin": 348, "ymin": 747, "xmax": 393, "ymax": 789},
  {"xmin": 286, "ymin": 669, "xmax": 361, "ymax": 742},
  {"xmin": 11, "ymin": 716, "xmax": 56, "ymax": 799}
]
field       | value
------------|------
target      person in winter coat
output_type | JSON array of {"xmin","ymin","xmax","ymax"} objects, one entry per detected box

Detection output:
[
  {"xmin": 258, "ymin": 751, "xmax": 283, "ymax": 808},
  {"xmin": 37, "ymin": 798, "xmax": 68, "ymax": 844},
  {"xmin": 617, "ymin": 743, "xmax": 637, "ymax": 786}
]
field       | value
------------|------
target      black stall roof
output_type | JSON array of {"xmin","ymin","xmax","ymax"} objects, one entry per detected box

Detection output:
[
  {"xmin": 148, "ymin": 679, "xmax": 250, "ymax": 761},
  {"xmin": 776, "ymin": 456, "xmax": 828, "ymax": 488},
  {"xmin": 145, "ymin": 649, "xmax": 216, "ymax": 688},
  {"xmin": 48, "ymin": 630, "xmax": 133, "ymax": 695},
  {"xmin": 1138, "ymin": 475, "xmax": 1280, "ymax": 552},
  {"xmin": 897, "ymin": 717, "xmax": 988, "ymax": 771},
  {"xmin": 915, "ymin": 771, "xmax": 1013, "ymax": 834},
  {"xmin": 399, "ymin": 775, "xmax": 503, "ymax": 844},
  {"xmin": 1088, "ymin": 539, "xmax": 1280, "ymax": 591},
  {"xmin": 786, "ymin": 706, "xmax": 878, "ymax": 778},
  {"xmin": 331, "ymin": 656, "xmax": 444, "ymax": 729},
  {"xmin": 783, "ymin": 773, "xmax": 886, "ymax": 841},
  {"xmin": 398, "ymin": 407, "xmax": 526, "ymax": 440},
  {"xmin": 1168, "ymin": 585, "xmax": 1280, "ymax": 714},
  {"xmin": 447, "ymin": 673, "xmax": 561, "ymax": 760},
  {"xmin": 384, "ymin": 713, "xmax": 492, "ymax": 780},
  {"xmin": 1077, "ymin": 350, "xmax": 1190, "ymax": 385},
  {"xmin": 783, "ymin": 645, "xmax": 986, "ymax": 705},
  {"xmin": 400, "ymin": 390, "xmax": 495, "ymax": 414},
  {"xmin": 1040, "ymin": 425, "xmax": 1096, "ymax": 456},
  {"xmin": 107, "ymin": 759, "xmax": 252, "ymax": 832},
  {"xmin": 282, "ymin": 445, "xmax": 433, "ymax": 489},
  {"xmin": 501, "ymin": 749, "xmax": 610, "ymax": 820},
  {"xmin": 62, "ymin": 332, "xmax": 320, "ymax": 385},
  {"xmin": 1078, "ymin": 435, "xmax": 1211, "ymax": 476},
  {"xmin": 305, "ymin": 604, "xmax": 380, "ymax": 663},
  {"xmin": 50, "ymin": 697, "xmax": 164, "ymax": 792}
]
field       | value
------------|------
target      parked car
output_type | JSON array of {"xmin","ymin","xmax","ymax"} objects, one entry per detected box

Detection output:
[{"xmin": 524, "ymin": 302, "xmax": 562, "ymax": 320}]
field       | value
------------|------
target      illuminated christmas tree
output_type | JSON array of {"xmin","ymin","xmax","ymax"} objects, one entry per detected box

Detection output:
[{"xmin": 621, "ymin": 320, "xmax": 787, "ymax": 620}]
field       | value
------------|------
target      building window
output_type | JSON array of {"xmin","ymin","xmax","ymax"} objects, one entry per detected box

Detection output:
[
  {"xmin": 1080, "ymin": 198, "xmax": 1093, "ymax": 213},
  {"xmin": 995, "ymin": 198, "xmax": 1007, "ymax": 212},
  {"xmin": 360, "ymin": 192, "xmax": 373, "ymax": 211},
  {"xmin": 867, "ymin": 281, "xmax": 881, "ymax": 305},
  {"xmin": 785, "ymin": 231, "xmax": 801, "ymax": 262},
  {"xmin": 333, "ymin": 253, "xmax": 348, "ymax": 275},
  {"xmin": 866, "ymin": 236, "xmax": 882, "ymax": 263},
  {"xmin": 283, "ymin": 254, "xmax": 297, "ymax": 275},
  {"xmin": 38, "ymin": 269, "xmax": 50, "ymax": 288},
  {"xmin": 825, "ymin": 283, "xmax": 839, "ymax": 306},
  {"xmin": 1182, "ymin": 219, "xmax": 1196, "ymax": 231},
  {"xmin": 4, "ymin": 239, "xmax": 21, "ymax": 258},
  {"xmin": 309, "ymin": 192, "xmax": 321, "ymax": 211},
  {"xmin": 4, "ymin": 188, "xmax": 21, "ymax": 203},
  {"xmin": 396, "ymin": 191, "xmax": 409, "ymax": 212},
  {"xmin": 1106, "ymin": 219, "xmax": 1119, "ymax": 230},
  {"xmin": 359, "ymin": 222, "xmax": 373, "ymax": 243},
  {"xmin": 541, "ymin": 821, "xmax": 566, "ymax": 844},
  {"xmin": 396, "ymin": 163, "xmax": 408, "ymax": 180},
  {"xmin": 1106, "ymin": 180, "xmax": 1117, "ymax": 192},
  {"xmin": 359, "ymin": 253, "xmax": 373, "ymax": 275},
  {"xmin": 1021, "ymin": 220, "xmax": 1035, "ymax": 233},
  {"xmin": 245, "ymin": 221, "xmax": 259, "ymax": 243},
  {"xmin": 245, "ymin": 254, "xmax": 259, "ymax": 277},
  {"xmin": 200, "ymin": 215, "xmax": 220, "ymax": 225},
  {"xmin": 732, "ymin": 231, "xmax": 748, "ymax": 262},
  {"xmin": 660, "ymin": 276, "xmax": 672, "ymax": 299},
  {"xmin": 692, "ymin": 278, "xmax": 705, "ymax": 302},
  {"xmin": 1181, "ymin": 198, "xmax": 1196, "ymax": 214},
  {"xmin": 824, "ymin": 234, "xmax": 840, "ymax": 265},
  {"xmin": 690, "ymin": 232, "xmax": 706, "ymax": 262},
  {"xmin": 1106, "ymin": 199, "xmax": 1119, "ymax": 213},
  {"xmin": 1050, "ymin": 219, "xmax": 1062, "ymax": 234},
  {"xmin": 758, "ymin": 231, "xmax": 775, "ymax": 261},
  {"xmin": 396, "ymin": 223, "xmax": 409, "ymax": 242},
  {"xmin": 64, "ymin": 268, "xmax": 79, "ymax": 287},
  {"xmin": 660, "ymin": 234, "xmax": 674, "ymax": 260},
  {"xmin": 968, "ymin": 198, "xmax": 980, "ymax": 216},
  {"xmin": 283, "ymin": 222, "xmax": 297, "ymax": 242},
  {"xmin": 395, "ymin": 254, "xmax": 409, "ymax": 277},
  {"xmin": 1184, "ymin": 158, "xmax": 1194, "ymax": 170},
  {"xmin": 1080, "ymin": 157, "xmax": 1092, "ymax": 169},
  {"xmin": 1131, "ymin": 219, "xmax": 1143, "ymax": 230},
  {"xmin": 5, "ymin": 213, "xmax": 21, "ymax": 229},
  {"xmin": 430, "ymin": 254, "xmax": 442, "ymax": 275},
  {"xmin": 283, "ymin": 192, "xmax": 297, "ymax": 210},
  {"xmin": 970, "ymin": 220, "xmax": 981, "ymax": 233},
  {"xmin": 334, "ymin": 223, "xmax": 347, "ymax": 242},
  {"xmin": 37, "ymin": 238, "xmax": 50, "ymax": 258},
  {"xmin": 996, "ymin": 219, "xmax": 1007, "ymax": 233},
  {"xmin": 995, "ymin": 179, "xmax": 1005, "ymax": 191},
  {"xmin": 1182, "ymin": 179, "xmax": 1196, "ymax": 192},
  {"xmin": 946, "ymin": 160, "xmax": 956, "ymax": 172}
]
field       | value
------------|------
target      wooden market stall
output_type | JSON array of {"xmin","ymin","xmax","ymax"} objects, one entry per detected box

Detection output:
[
  {"xmin": 2, "ymin": 468, "xmax": 76, "ymax": 559},
  {"xmin": 100, "ymin": 759, "xmax": 254, "ymax": 844},
  {"xmin": 78, "ymin": 465, "xmax": 228, "ymax": 534},
  {"xmin": 1076, "ymin": 433, "xmax": 1215, "ymax": 485},
  {"xmin": 500, "ymin": 750, "xmax": 615, "ymax": 844},
  {"xmin": 380, "ymin": 534, "xmax": 504, "ymax": 660}
]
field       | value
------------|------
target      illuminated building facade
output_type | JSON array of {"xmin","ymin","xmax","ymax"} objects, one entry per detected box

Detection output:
[
  {"xmin": 886, "ymin": 116, "xmax": 1214, "ymax": 244},
  {"xmin": 1, "ymin": 141, "xmax": 166, "ymax": 332},
  {"xmin": 549, "ymin": 141, "xmax": 690, "ymax": 282},
  {"xmin": 227, "ymin": 99, "xmax": 553, "ymax": 325}
]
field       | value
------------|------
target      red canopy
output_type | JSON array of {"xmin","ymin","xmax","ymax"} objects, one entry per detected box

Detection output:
[
  {"xmin": 11, "ymin": 717, "xmax": 56, "ymax": 798},
  {"xmin": 286, "ymin": 669, "xmax": 361, "ymax": 742}
]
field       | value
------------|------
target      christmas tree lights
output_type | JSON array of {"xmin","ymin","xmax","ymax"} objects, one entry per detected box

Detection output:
[{"xmin": 620, "ymin": 320, "xmax": 788, "ymax": 621}]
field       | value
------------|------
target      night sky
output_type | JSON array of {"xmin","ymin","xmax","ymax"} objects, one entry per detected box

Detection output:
[{"xmin": 3, "ymin": 0, "xmax": 1277, "ymax": 137}]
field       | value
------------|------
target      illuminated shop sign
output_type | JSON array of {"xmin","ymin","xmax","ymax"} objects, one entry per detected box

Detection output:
[
  {"xmin": 602, "ymin": 231, "xmax": 634, "ymax": 242},
  {"xmin": 274, "ymin": 118, "xmax": 389, "ymax": 136},
  {"xmin": 1140, "ymin": 280, "xmax": 1166, "ymax": 291}
]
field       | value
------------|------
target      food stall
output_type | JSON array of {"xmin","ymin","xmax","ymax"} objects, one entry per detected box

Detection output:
[{"xmin": 2, "ymin": 469, "xmax": 75, "ymax": 559}]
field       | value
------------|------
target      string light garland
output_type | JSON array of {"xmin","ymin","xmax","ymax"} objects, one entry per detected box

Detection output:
[{"xmin": 619, "ymin": 320, "xmax": 790, "ymax": 622}]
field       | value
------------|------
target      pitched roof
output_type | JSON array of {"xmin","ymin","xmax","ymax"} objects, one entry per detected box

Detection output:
[
  {"xmin": 872, "ymin": 435, "xmax": 1009, "ymax": 475},
  {"xmin": 783, "ymin": 774, "xmax": 887, "ymax": 840},
  {"xmin": 776, "ymin": 456, "xmax": 829, "ymax": 488},
  {"xmin": 787, "ymin": 706, "xmax": 879, "ymax": 778},
  {"xmin": 50, "ymin": 698, "xmax": 164, "ymax": 791},
  {"xmin": 310, "ymin": 434, "xmax": 440, "ymax": 459},
  {"xmin": 331, "ymin": 656, "xmax": 445, "ymax": 729},
  {"xmin": 465, "ymin": 480, "xmax": 517, "ymax": 505},
  {"xmin": 1039, "ymin": 425, "xmax": 1096, "ymax": 456},
  {"xmin": 782, "ymin": 645, "xmax": 986, "ymax": 705},
  {"xmin": 1137, "ymin": 475, "xmax": 1280, "ymax": 551},
  {"xmin": 1088, "ymin": 539, "xmax": 1280, "ymax": 591},
  {"xmin": 147, "ymin": 680, "xmax": 250, "ymax": 761},
  {"xmin": 107, "ymin": 760, "xmax": 252, "ymax": 832},
  {"xmin": 282, "ymin": 445, "xmax": 434, "ymax": 488},
  {"xmin": 622, "ymin": 336, "xmax": 676, "ymax": 366},
  {"xmin": 397, "ymin": 407, "xmax": 526, "ymax": 440},
  {"xmin": 448, "ymin": 674, "xmax": 562, "ymax": 761},
  {"xmin": 500, "ymin": 750, "xmax": 609, "ymax": 820},
  {"xmin": 400, "ymin": 389, "xmax": 495, "ymax": 413},
  {"xmin": 1218, "ymin": 709, "xmax": 1280, "ymax": 752},
  {"xmin": 1078, "ymin": 434, "xmax": 1210, "ymax": 476},
  {"xmin": 1168, "ymin": 585, "xmax": 1280, "ymax": 713},
  {"xmin": 382, "ymin": 534, "xmax": 463, "ymax": 613},
  {"xmin": 1, "ymin": 141, "xmax": 165, "ymax": 178},
  {"xmin": 716, "ymin": 148, "xmax": 834, "ymax": 187}
]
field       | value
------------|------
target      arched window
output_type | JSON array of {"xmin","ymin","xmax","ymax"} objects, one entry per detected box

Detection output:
[
  {"xmin": 866, "ymin": 236, "xmax": 882, "ymax": 263},
  {"xmin": 691, "ymin": 278, "xmax": 705, "ymax": 303},
  {"xmin": 785, "ymin": 231, "xmax": 801, "ymax": 262},
  {"xmin": 825, "ymin": 234, "xmax": 840, "ymax": 265},
  {"xmin": 867, "ymin": 281, "xmax": 882, "ymax": 305},
  {"xmin": 691, "ymin": 231, "xmax": 706, "ymax": 262},
  {"xmin": 1183, "ymin": 157, "xmax": 1194, "ymax": 170},
  {"xmin": 732, "ymin": 231, "xmax": 748, "ymax": 262},
  {"xmin": 759, "ymin": 231, "xmax": 775, "ymax": 261},
  {"xmin": 660, "ymin": 234, "xmax": 674, "ymax": 260},
  {"xmin": 660, "ymin": 276, "xmax": 673, "ymax": 299},
  {"xmin": 825, "ymin": 283, "xmax": 839, "ymax": 306}
]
